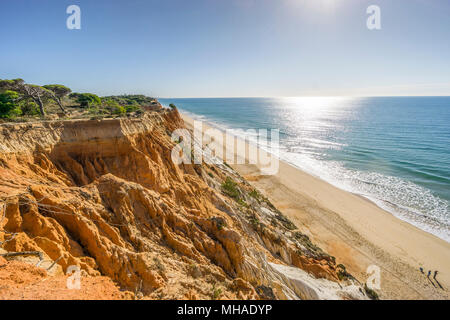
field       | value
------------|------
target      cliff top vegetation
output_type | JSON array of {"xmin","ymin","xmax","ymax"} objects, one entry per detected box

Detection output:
[{"xmin": 0, "ymin": 78, "xmax": 161, "ymax": 123}]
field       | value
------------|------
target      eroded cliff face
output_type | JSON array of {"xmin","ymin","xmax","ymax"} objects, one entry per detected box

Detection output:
[{"xmin": 0, "ymin": 109, "xmax": 366, "ymax": 300}]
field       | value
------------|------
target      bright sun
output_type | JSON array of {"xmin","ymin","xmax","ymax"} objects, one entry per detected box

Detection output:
[{"xmin": 286, "ymin": 0, "xmax": 339, "ymax": 12}]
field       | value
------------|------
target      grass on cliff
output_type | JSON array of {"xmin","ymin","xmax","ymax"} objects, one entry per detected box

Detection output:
[
  {"xmin": 249, "ymin": 189, "xmax": 261, "ymax": 201},
  {"xmin": 221, "ymin": 177, "xmax": 240, "ymax": 200},
  {"xmin": 221, "ymin": 177, "xmax": 251, "ymax": 208},
  {"xmin": 211, "ymin": 282, "xmax": 222, "ymax": 300}
]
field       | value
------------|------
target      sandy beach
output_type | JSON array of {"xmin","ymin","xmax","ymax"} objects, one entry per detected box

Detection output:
[{"xmin": 182, "ymin": 112, "xmax": 450, "ymax": 300}]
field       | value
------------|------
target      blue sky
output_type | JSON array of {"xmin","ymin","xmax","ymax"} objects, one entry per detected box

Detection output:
[{"xmin": 1, "ymin": 0, "xmax": 449, "ymax": 97}]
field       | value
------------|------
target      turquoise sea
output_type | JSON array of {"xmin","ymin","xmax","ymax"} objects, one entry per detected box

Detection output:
[{"xmin": 160, "ymin": 97, "xmax": 450, "ymax": 242}]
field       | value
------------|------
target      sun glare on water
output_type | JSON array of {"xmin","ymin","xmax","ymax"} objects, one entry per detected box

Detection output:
[
  {"xmin": 283, "ymin": 96, "xmax": 352, "ymax": 111},
  {"xmin": 279, "ymin": 96, "xmax": 358, "ymax": 126}
]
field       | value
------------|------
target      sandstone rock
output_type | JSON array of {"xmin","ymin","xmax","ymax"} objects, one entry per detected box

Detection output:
[{"xmin": 0, "ymin": 109, "xmax": 364, "ymax": 299}]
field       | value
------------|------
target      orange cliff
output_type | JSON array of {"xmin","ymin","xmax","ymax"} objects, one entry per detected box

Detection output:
[{"xmin": 0, "ymin": 108, "xmax": 369, "ymax": 300}]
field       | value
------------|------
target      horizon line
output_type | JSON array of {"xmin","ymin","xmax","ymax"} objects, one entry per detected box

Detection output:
[{"xmin": 156, "ymin": 95, "xmax": 450, "ymax": 99}]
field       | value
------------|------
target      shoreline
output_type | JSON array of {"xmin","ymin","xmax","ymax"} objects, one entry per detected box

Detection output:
[
  {"xmin": 181, "ymin": 111, "xmax": 450, "ymax": 300},
  {"xmin": 179, "ymin": 109, "xmax": 449, "ymax": 243}
]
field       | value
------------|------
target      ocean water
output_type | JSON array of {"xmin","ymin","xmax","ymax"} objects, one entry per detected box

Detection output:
[{"xmin": 160, "ymin": 97, "xmax": 450, "ymax": 242}]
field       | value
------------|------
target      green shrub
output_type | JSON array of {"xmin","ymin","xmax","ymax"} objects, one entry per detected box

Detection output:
[
  {"xmin": 0, "ymin": 90, "xmax": 21, "ymax": 118},
  {"xmin": 125, "ymin": 105, "xmax": 140, "ymax": 113},
  {"xmin": 249, "ymin": 189, "xmax": 261, "ymax": 201},
  {"xmin": 249, "ymin": 215, "xmax": 262, "ymax": 231},
  {"xmin": 364, "ymin": 284, "xmax": 379, "ymax": 300},
  {"xmin": 336, "ymin": 264, "xmax": 351, "ymax": 281},
  {"xmin": 221, "ymin": 177, "xmax": 240, "ymax": 200},
  {"xmin": 20, "ymin": 101, "xmax": 40, "ymax": 116},
  {"xmin": 70, "ymin": 92, "xmax": 101, "ymax": 107},
  {"xmin": 103, "ymin": 99, "xmax": 120, "ymax": 110},
  {"xmin": 113, "ymin": 105, "xmax": 126, "ymax": 115},
  {"xmin": 237, "ymin": 199, "xmax": 248, "ymax": 207},
  {"xmin": 211, "ymin": 282, "xmax": 222, "ymax": 300},
  {"xmin": 102, "ymin": 95, "xmax": 154, "ymax": 106}
]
